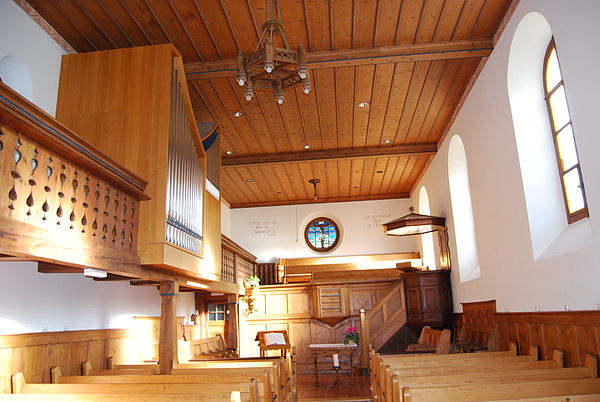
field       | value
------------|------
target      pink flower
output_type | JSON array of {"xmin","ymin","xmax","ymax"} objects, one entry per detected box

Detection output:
[{"xmin": 344, "ymin": 326, "xmax": 358, "ymax": 334}]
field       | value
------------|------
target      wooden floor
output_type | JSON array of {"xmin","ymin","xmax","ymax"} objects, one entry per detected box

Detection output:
[{"xmin": 297, "ymin": 372, "xmax": 373, "ymax": 401}]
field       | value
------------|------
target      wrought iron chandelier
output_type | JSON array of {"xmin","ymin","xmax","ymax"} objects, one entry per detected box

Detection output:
[{"xmin": 236, "ymin": 0, "xmax": 310, "ymax": 104}]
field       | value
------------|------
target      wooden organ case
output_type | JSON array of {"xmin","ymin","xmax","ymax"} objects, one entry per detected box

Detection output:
[{"xmin": 56, "ymin": 45, "xmax": 220, "ymax": 281}]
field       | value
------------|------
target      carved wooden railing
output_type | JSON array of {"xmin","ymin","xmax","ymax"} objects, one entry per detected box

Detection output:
[
  {"xmin": 221, "ymin": 234, "xmax": 256, "ymax": 285},
  {"xmin": 0, "ymin": 82, "xmax": 148, "ymax": 272},
  {"xmin": 359, "ymin": 279, "xmax": 407, "ymax": 366}
]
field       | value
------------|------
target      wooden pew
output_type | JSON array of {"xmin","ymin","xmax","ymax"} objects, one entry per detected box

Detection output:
[
  {"xmin": 0, "ymin": 395, "xmax": 244, "ymax": 402},
  {"xmin": 12, "ymin": 373, "xmax": 253, "ymax": 401},
  {"xmin": 52, "ymin": 366, "xmax": 273, "ymax": 402},
  {"xmin": 390, "ymin": 355, "xmax": 597, "ymax": 402},
  {"xmin": 400, "ymin": 378, "xmax": 600, "ymax": 401}
]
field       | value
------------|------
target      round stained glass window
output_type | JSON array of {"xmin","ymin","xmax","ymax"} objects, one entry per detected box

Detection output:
[{"xmin": 304, "ymin": 217, "xmax": 340, "ymax": 252}]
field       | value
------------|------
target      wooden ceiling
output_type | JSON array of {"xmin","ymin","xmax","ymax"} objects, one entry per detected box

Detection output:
[{"xmin": 25, "ymin": 0, "xmax": 513, "ymax": 208}]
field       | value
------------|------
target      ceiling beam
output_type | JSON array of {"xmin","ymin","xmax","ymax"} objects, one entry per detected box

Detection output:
[
  {"xmin": 185, "ymin": 39, "xmax": 493, "ymax": 79},
  {"xmin": 230, "ymin": 193, "xmax": 410, "ymax": 209},
  {"xmin": 222, "ymin": 143, "xmax": 437, "ymax": 167}
]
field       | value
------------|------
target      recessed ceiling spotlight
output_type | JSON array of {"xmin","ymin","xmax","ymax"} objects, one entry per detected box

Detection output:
[
  {"xmin": 353, "ymin": 186, "xmax": 359, "ymax": 189},
  {"xmin": 383, "ymin": 139, "xmax": 392, "ymax": 144},
  {"xmin": 246, "ymin": 178, "xmax": 253, "ymax": 182},
  {"xmin": 232, "ymin": 111, "xmax": 243, "ymax": 117},
  {"xmin": 224, "ymin": 150, "xmax": 234, "ymax": 156},
  {"xmin": 304, "ymin": 144, "xmax": 312, "ymax": 149},
  {"xmin": 358, "ymin": 102, "xmax": 369, "ymax": 108},
  {"xmin": 376, "ymin": 170, "xmax": 384, "ymax": 174}
]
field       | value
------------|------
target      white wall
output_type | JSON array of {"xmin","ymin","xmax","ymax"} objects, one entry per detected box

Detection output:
[
  {"xmin": 412, "ymin": 0, "xmax": 600, "ymax": 312},
  {"xmin": 231, "ymin": 198, "xmax": 417, "ymax": 262},
  {"xmin": 0, "ymin": 262, "xmax": 196, "ymax": 335},
  {"xmin": 0, "ymin": 0, "xmax": 65, "ymax": 115},
  {"xmin": 221, "ymin": 199, "xmax": 232, "ymax": 238}
]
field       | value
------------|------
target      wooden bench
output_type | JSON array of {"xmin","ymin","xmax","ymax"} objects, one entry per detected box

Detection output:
[
  {"xmin": 405, "ymin": 326, "xmax": 451, "ymax": 354},
  {"xmin": 400, "ymin": 378, "xmax": 600, "ymax": 401},
  {"xmin": 12, "ymin": 372, "xmax": 254, "ymax": 401}
]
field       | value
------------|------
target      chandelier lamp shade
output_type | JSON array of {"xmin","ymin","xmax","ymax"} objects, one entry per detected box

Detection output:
[{"xmin": 236, "ymin": 0, "xmax": 310, "ymax": 104}]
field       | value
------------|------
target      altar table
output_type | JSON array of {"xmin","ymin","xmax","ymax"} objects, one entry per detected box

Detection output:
[{"xmin": 308, "ymin": 343, "xmax": 358, "ymax": 384}]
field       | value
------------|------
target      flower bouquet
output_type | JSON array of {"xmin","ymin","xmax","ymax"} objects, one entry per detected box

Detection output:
[{"xmin": 343, "ymin": 326, "xmax": 359, "ymax": 345}]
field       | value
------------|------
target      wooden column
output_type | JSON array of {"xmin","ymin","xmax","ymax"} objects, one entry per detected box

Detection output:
[
  {"xmin": 227, "ymin": 294, "xmax": 239, "ymax": 350},
  {"xmin": 359, "ymin": 308, "xmax": 370, "ymax": 375},
  {"xmin": 159, "ymin": 280, "xmax": 179, "ymax": 374}
]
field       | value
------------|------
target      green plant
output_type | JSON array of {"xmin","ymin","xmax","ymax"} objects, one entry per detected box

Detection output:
[
  {"xmin": 343, "ymin": 326, "xmax": 359, "ymax": 345},
  {"xmin": 244, "ymin": 274, "xmax": 260, "ymax": 289}
]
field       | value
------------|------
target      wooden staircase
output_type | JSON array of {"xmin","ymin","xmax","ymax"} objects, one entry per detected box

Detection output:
[{"xmin": 359, "ymin": 279, "xmax": 408, "ymax": 363}]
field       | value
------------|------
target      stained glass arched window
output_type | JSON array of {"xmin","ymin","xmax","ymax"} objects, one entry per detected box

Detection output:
[{"xmin": 304, "ymin": 217, "xmax": 340, "ymax": 252}]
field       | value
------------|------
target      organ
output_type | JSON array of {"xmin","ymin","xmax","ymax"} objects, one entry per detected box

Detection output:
[{"xmin": 55, "ymin": 44, "xmax": 225, "ymax": 287}]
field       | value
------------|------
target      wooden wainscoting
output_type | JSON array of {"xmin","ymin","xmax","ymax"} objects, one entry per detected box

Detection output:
[
  {"xmin": 495, "ymin": 311, "xmax": 600, "ymax": 374},
  {"xmin": 239, "ymin": 281, "xmax": 395, "ymax": 373},
  {"xmin": 0, "ymin": 328, "xmax": 137, "ymax": 393}
]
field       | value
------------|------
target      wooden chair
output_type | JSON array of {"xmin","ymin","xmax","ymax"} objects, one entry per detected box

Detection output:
[{"xmin": 405, "ymin": 326, "xmax": 451, "ymax": 354}]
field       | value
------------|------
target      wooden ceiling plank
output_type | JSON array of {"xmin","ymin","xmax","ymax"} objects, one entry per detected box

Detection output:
[
  {"xmin": 325, "ymin": 160, "xmax": 339, "ymax": 199},
  {"xmin": 432, "ymin": 0, "xmax": 466, "ymax": 42},
  {"xmin": 100, "ymin": 0, "xmax": 153, "ymax": 47},
  {"xmin": 414, "ymin": 0, "xmax": 445, "ymax": 44},
  {"xmin": 277, "ymin": 89, "xmax": 308, "ymax": 152},
  {"xmin": 359, "ymin": 157, "xmax": 376, "ymax": 196},
  {"xmin": 271, "ymin": 164, "xmax": 300, "ymax": 201},
  {"xmin": 400, "ymin": 154, "xmax": 429, "ymax": 193},
  {"xmin": 301, "ymin": 0, "xmax": 313, "ymax": 51},
  {"xmin": 145, "ymin": 0, "xmax": 202, "ymax": 62},
  {"xmin": 353, "ymin": 65, "xmax": 375, "ymax": 148},
  {"xmin": 337, "ymin": 159, "xmax": 352, "ymax": 198},
  {"xmin": 380, "ymin": 62, "xmax": 415, "ymax": 145},
  {"xmin": 298, "ymin": 162, "xmax": 317, "ymax": 201},
  {"xmin": 311, "ymin": 161, "xmax": 329, "ymax": 199},
  {"xmin": 119, "ymin": 0, "xmax": 170, "ymax": 45},
  {"xmin": 193, "ymin": 79, "xmax": 251, "ymax": 155},
  {"xmin": 184, "ymin": 38, "xmax": 493, "ymax": 78},
  {"xmin": 193, "ymin": 0, "xmax": 238, "ymax": 59},
  {"xmin": 328, "ymin": 0, "xmax": 335, "ymax": 50},
  {"xmin": 392, "ymin": 155, "xmax": 417, "ymax": 194},
  {"xmin": 221, "ymin": 168, "xmax": 250, "ymax": 204},
  {"xmin": 365, "ymin": 63, "xmax": 395, "ymax": 148},
  {"xmin": 51, "ymin": 0, "xmax": 114, "ymax": 49},
  {"xmin": 371, "ymin": 0, "xmax": 383, "ymax": 47},
  {"xmin": 76, "ymin": 0, "xmax": 132, "ymax": 48},
  {"xmin": 278, "ymin": 0, "xmax": 310, "ymax": 51},
  {"xmin": 168, "ymin": 1, "xmax": 220, "ymax": 62},
  {"xmin": 253, "ymin": 97, "xmax": 293, "ymax": 154},
  {"xmin": 452, "ymin": 0, "xmax": 487, "ymax": 40},
  {"xmin": 293, "ymin": 85, "xmax": 322, "ymax": 151},
  {"xmin": 470, "ymin": 0, "xmax": 512, "ymax": 39},
  {"xmin": 314, "ymin": 69, "xmax": 338, "ymax": 150},
  {"xmin": 244, "ymin": 0, "xmax": 261, "ymax": 39},
  {"xmin": 374, "ymin": 0, "xmax": 403, "ymax": 47},
  {"xmin": 191, "ymin": 0, "xmax": 224, "ymax": 60},
  {"xmin": 222, "ymin": 143, "xmax": 437, "ymax": 167},
  {"xmin": 168, "ymin": 0, "xmax": 207, "ymax": 62},
  {"xmin": 394, "ymin": 0, "xmax": 425, "ymax": 45},
  {"xmin": 404, "ymin": 59, "xmax": 447, "ymax": 144},
  {"xmin": 350, "ymin": 158, "xmax": 364, "ymax": 197},
  {"xmin": 26, "ymin": 0, "xmax": 96, "ymax": 52},
  {"xmin": 217, "ymin": 0, "xmax": 242, "ymax": 51},
  {"xmin": 227, "ymin": 79, "xmax": 279, "ymax": 155},
  {"xmin": 425, "ymin": 57, "xmax": 478, "ymax": 143},
  {"xmin": 234, "ymin": 166, "xmax": 269, "ymax": 203},
  {"xmin": 394, "ymin": 61, "xmax": 431, "ymax": 144},
  {"xmin": 379, "ymin": 156, "xmax": 401, "ymax": 194},
  {"xmin": 220, "ymin": 0, "xmax": 260, "ymax": 52},
  {"xmin": 331, "ymin": 0, "xmax": 353, "ymax": 50},
  {"xmin": 284, "ymin": 164, "xmax": 310, "ymax": 200},
  {"xmin": 353, "ymin": 0, "xmax": 378, "ymax": 49},
  {"xmin": 335, "ymin": 66, "xmax": 356, "ymax": 150},
  {"xmin": 369, "ymin": 157, "xmax": 389, "ymax": 195},
  {"xmin": 304, "ymin": 0, "xmax": 332, "ymax": 51},
  {"xmin": 209, "ymin": 78, "xmax": 264, "ymax": 155},
  {"xmin": 415, "ymin": 58, "xmax": 462, "ymax": 142},
  {"xmin": 188, "ymin": 81, "xmax": 217, "ymax": 123},
  {"xmin": 247, "ymin": 165, "xmax": 280, "ymax": 202},
  {"xmin": 229, "ymin": 192, "xmax": 409, "ymax": 208}
]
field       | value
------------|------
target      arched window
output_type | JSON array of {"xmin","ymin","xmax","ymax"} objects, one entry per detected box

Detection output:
[
  {"xmin": 418, "ymin": 186, "xmax": 436, "ymax": 270},
  {"xmin": 448, "ymin": 135, "xmax": 480, "ymax": 282},
  {"xmin": 543, "ymin": 39, "xmax": 588, "ymax": 223}
]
